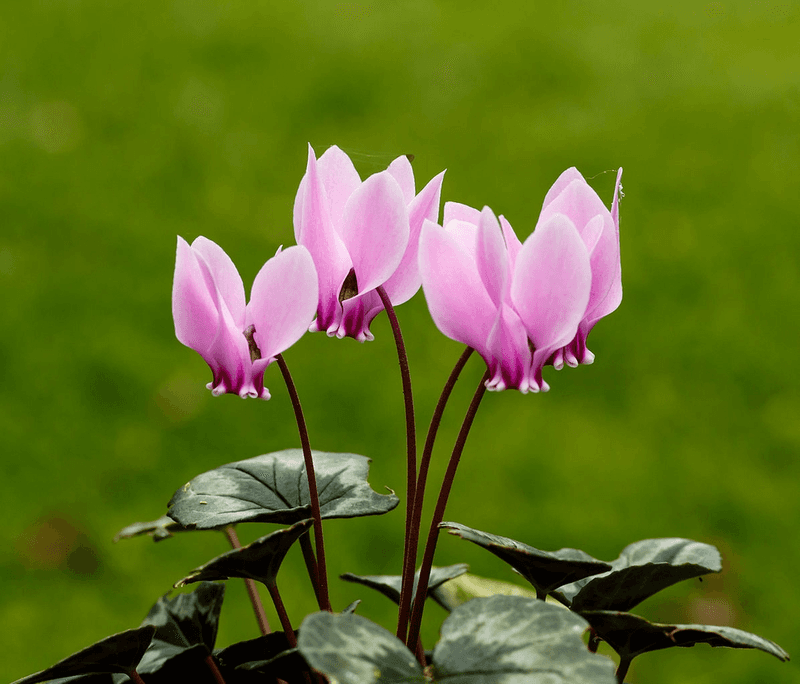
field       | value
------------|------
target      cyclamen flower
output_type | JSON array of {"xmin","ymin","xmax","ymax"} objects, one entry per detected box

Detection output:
[
  {"xmin": 172, "ymin": 237, "xmax": 318, "ymax": 399},
  {"xmin": 293, "ymin": 144, "xmax": 445, "ymax": 342},
  {"xmin": 419, "ymin": 168, "xmax": 622, "ymax": 393}
]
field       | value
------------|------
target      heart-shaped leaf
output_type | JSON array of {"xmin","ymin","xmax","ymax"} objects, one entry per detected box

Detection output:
[
  {"xmin": 137, "ymin": 582, "xmax": 225, "ymax": 674},
  {"xmin": 114, "ymin": 515, "xmax": 186, "ymax": 542},
  {"xmin": 582, "ymin": 610, "xmax": 790, "ymax": 662},
  {"xmin": 431, "ymin": 595, "xmax": 617, "ymax": 683},
  {"xmin": 11, "ymin": 626, "xmax": 156, "ymax": 684},
  {"xmin": 558, "ymin": 538, "xmax": 722, "ymax": 612},
  {"xmin": 440, "ymin": 522, "xmax": 611, "ymax": 596},
  {"xmin": 175, "ymin": 520, "xmax": 312, "ymax": 588},
  {"xmin": 168, "ymin": 450, "xmax": 398, "ymax": 530},
  {"xmin": 340, "ymin": 564, "xmax": 469, "ymax": 611},
  {"xmin": 298, "ymin": 612, "xmax": 426, "ymax": 684},
  {"xmin": 432, "ymin": 572, "xmax": 538, "ymax": 611}
]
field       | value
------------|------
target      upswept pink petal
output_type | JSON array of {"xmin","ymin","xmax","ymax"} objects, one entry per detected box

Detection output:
[
  {"xmin": 499, "ymin": 216, "xmax": 522, "ymax": 272},
  {"xmin": 338, "ymin": 171, "xmax": 409, "ymax": 294},
  {"xmin": 443, "ymin": 219, "xmax": 479, "ymax": 257},
  {"xmin": 586, "ymin": 167, "xmax": 623, "ymax": 326},
  {"xmin": 248, "ymin": 245, "xmax": 319, "ymax": 361},
  {"xmin": 540, "ymin": 177, "xmax": 617, "ymax": 319},
  {"xmin": 485, "ymin": 302, "xmax": 532, "ymax": 393},
  {"xmin": 511, "ymin": 213, "xmax": 592, "ymax": 389},
  {"xmin": 476, "ymin": 207, "xmax": 509, "ymax": 307},
  {"xmin": 190, "ymin": 236, "xmax": 247, "ymax": 329},
  {"xmin": 387, "ymin": 154, "xmax": 416, "ymax": 204},
  {"xmin": 444, "ymin": 201, "xmax": 481, "ymax": 225},
  {"xmin": 173, "ymin": 237, "xmax": 220, "ymax": 355},
  {"xmin": 380, "ymin": 170, "xmax": 445, "ymax": 306},
  {"xmin": 316, "ymin": 145, "xmax": 362, "ymax": 231},
  {"xmin": 294, "ymin": 145, "xmax": 352, "ymax": 332},
  {"xmin": 541, "ymin": 167, "xmax": 585, "ymax": 210},
  {"xmin": 419, "ymin": 219, "xmax": 495, "ymax": 359}
]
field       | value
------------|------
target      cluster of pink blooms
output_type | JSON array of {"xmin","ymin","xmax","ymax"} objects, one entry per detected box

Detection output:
[{"xmin": 173, "ymin": 144, "xmax": 622, "ymax": 398}]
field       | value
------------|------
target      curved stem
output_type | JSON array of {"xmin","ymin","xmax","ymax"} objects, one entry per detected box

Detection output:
[
  {"xmin": 204, "ymin": 655, "xmax": 228, "ymax": 684},
  {"xmin": 406, "ymin": 370, "xmax": 489, "ymax": 656},
  {"xmin": 373, "ymin": 285, "xmax": 418, "ymax": 639},
  {"xmin": 299, "ymin": 533, "xmax": 322, "ymax": 606},
  {"xmin": 267, "ymin": 583, "xmax": 297, "ymax": 647},
  {"xmin": 397, "ymin": 346, "xmax": 474, "ymax": 641},
  {"xmin": 224, "ymin": 526, "xmax": 271, "ymax": 635},
  {"xmin": 276, "ymin": 354, "xmax": 331, "ymax": 612}
]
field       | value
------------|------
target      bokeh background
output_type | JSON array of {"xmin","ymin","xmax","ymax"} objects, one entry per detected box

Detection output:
[{"xmin": 2, "ymin": 1, "xmax": 798, "ymax": 682}]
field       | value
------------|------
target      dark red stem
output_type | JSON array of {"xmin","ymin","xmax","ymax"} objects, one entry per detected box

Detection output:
[
  {"xmin": 397, "ymin": 346, "xmax": 474, "ymax": 642},
  {"xmin": 373, "ymin": 285, "xmax": 418, "ymax": 641},
  {"xmin": 224, "ymin": 526, "xmax": 271, "ymax": 635},
  {"xmin": 268, "ymin": 583, "xmax": 297, "ymax": 648},
  {"xmin": 204, "ymin": 654, "xmax": 228, "ymax": 684},
  {"xmin": 276, "ymin": 354, "xmax": 331, "ymax": 612},
  {"xmin": 406, "ymin": 371, "xmax": 489, "ymax": 657}
]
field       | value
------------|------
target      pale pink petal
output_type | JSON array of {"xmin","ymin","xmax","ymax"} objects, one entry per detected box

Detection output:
[
  {"xmin": 476, "ymin": 207, "xmax": 508, "ymax": 308},
  {"xmin": 419, "ymin": 219, "xmax": 495, "ymax": 358},
  {"xmin": 444, "ymin": 201, "xmax": 481, "ymax": 225},
  {"xmin": 248, "ymin": 246, "xmax": 319, "ymax": 361},
  {"xmin": 380, "ymin": 170, "xmax": 445, "ymax": 306},
  {"xmin": 511, "ymin": 213, "xmax": 591, "ymax": 357},
  {"xmin": 540, "ymin": 178, "xmax": 617, "ymax": 321},
  {"xmin": 316, "ymin": 145, "xmax": 362, "ymax": 232},
  {"xmin": 387, "ymin": 154, "xmax": 416, "ymax": 204},
  {"xmin": 294, "ymin": 145, "xmax": 352, "ymax": 331},
  {"xmin": 338, "ymin": 171, "xmax": 409, "ymax": 294},
  {"xmin": 190, "ymin": 236, "xmax": 247, "ymax": 328},
  {"xmin": 499, "ymin": 215, "xmax": 522, "ymax": 272},
  {"xmin": 444, "ymin": 219, "xmax": 479, "ymax": 258},
  {"xmin": 586, "ymin": 168, "xmax": 623, "ymax": 326},
  {"xmin": 541, "ymin": 167, "xmax": 585, "ymax": 210},
  {"xmin": 173, "ymin": 236, "xmax": 221, "ymax": 355}
]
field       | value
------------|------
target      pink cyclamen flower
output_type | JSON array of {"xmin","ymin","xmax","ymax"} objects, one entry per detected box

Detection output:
[
  {"xmin": 418, "ymin": 168, "xmax": 622, "ymax": 393},
  {"xmin": 293, "ymin": 144, "xmax": 445, "ymax": 342},
  {"xmin": 172, "ymin": 237, "xmax": 318, "ymax": 399}
]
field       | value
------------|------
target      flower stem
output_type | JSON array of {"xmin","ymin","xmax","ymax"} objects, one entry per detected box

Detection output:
[
  {"xmin": 129, "ymin": 670, "xmax": 147, "ymax": 684},
  {"xmin": 267, "ymin": 583, "xmax": 297, "ymax": 647},
  {"xmin": 406, "ymin": 370, "xmax": 489, "ymax": 657},
  {"xmin": 396, "ymin": 346, "xmax": 474, "ymax": 642},
  {"xmin": 373, "ymin": 285, "xmax": 419, "ymax": 641},
  {"xmin": 204, "ymin": 655, "xmax": 228, "ymax": 684},
  {"xmin": 276, "ymin": 353, "xmax": 331, "ymax": 612},
  {"xmin": 299, "ymin": 533, "xmax": 322, "ymax": 606},
  {"xmin": 224, "ymin": 526, "xmax": 271, "ymax": 635},
  {"xmin": 616, "ymin": 656, "xmax": 632, "ymax": 683}
]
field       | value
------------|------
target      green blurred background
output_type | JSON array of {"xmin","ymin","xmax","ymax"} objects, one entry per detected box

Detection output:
[{"xmin": 2, "ymin": 1, "xmax": 798, "ymax": 682}]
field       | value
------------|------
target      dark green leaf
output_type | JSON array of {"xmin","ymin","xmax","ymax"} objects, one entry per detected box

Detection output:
[
  {"xmin": 138, "ymin": 582, "xmax": 225, "ymax": 673},
  {"xmin": 582, "ymin": 610, "xmax": 790, "ymax": 662},
  {"xmin": 167, "ymin": 449, "xmax": 398, "ymax": 530},
  {"xmin": 216, "ymin": 633, "xmax": 307, "ymax": 684},
  {"xmin": 431, "ymin": 595, "xmax": 617, "ymax": 683},
  {"xmin": 175, "ymin": 520, "xmax": 312, "ymax": 588},
  {"xmin": 440, "ymin": 522, "xmax": 611, "ymax": 596},
  {"xmin": 113, "ymin": 515, "xmax": 186, "ymax": 542},
  {"xmin": 11, "ymin": 626, "xmax": 156, "ymax": 684},
  {"xmin": 340, "ymin": 564, "xmax": 469, "ymax": 611},
  {"xmin": 559, "ymin": 538, "xmax": 722, "ymax": 612},
  {"xmin": 298, "ymin": 612, "xmax": 426, "ymax": 684}
]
